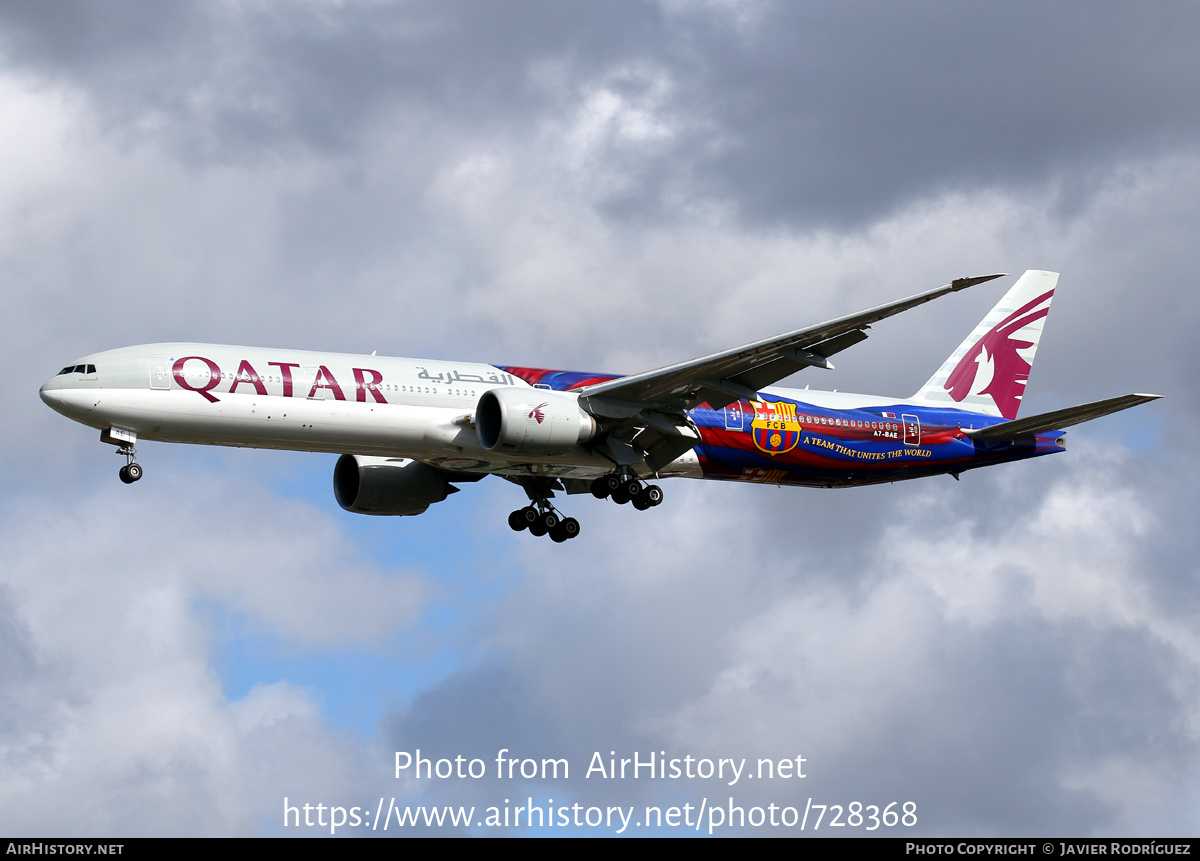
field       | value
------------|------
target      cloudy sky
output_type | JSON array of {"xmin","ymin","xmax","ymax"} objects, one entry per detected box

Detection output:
[{"xmin": 2, "ymin": 0, "xmax": 1198, "ymax": 837}]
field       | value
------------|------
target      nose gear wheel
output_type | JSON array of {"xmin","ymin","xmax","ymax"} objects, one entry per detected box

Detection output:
[{"xmin": 115, "ymin": 444, "xmax": 143, "ymax": 484}]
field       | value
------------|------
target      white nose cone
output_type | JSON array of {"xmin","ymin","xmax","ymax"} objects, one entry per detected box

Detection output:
[
  {"xmin": 39, "ymin": 375, "xmax": 97, "ymax": 419},
  {"xmin": 39, "ymin": 378, "xmax": 62, "ymax": 406}
]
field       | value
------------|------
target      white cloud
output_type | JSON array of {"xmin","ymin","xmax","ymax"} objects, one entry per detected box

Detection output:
[{"xmin": 0, "ymin": 472, "xmax": 426, "ymax": 834}]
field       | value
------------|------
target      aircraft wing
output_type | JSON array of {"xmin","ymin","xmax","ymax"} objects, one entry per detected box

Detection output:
[
  {"xmin": 964, "ymin": 393, "xmax": 1162, "ymax": 443},
  {"xmin": 578, "ymin": 273, "xmax": 1007, "ymax": 416}
]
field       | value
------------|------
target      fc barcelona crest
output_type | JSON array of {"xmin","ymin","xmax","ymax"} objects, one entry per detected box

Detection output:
[{"xmin": 751, "ymin": 399, "xmax": 802, "ymax": 456}]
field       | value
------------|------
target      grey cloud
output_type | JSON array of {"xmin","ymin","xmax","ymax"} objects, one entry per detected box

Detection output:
[
  {"xmin": 0, "ymin": 2, "xmax": 658, "ymax": 162},
  {"xmin": 8, "ymin": 3, "xmax": 1198, "ymax": 227},
  {"xmin": 667, "ymin": 2, "xmax": 1200, "ymax": 225}
]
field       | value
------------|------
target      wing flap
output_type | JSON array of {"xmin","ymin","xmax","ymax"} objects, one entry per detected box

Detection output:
[
  {"xmin": 729, "ymin": 329, "xmax": 873, "ymax": 392},
  {"xmin": 964, "ymin": 393, "xmax": 1162, "ymax": 442}
]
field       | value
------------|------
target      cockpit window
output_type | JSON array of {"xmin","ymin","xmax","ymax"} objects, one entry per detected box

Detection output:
[
  {"xmin": 56, "ymin": 364, "xmax": 96, "ymax": 375},
  {"xmin": 58, "ymin": 366, "xmax": 75, "ymax": 375}
]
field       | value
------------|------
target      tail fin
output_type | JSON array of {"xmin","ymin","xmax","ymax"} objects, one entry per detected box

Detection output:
[{"xmin": 912, "ymin": 270, "xmax": 1058, "ymax": 419}]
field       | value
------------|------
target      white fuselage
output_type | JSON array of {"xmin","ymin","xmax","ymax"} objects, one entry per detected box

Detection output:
[{"xmin": 39, "ymin": 343, "xmax": 702, "ymax": 479}]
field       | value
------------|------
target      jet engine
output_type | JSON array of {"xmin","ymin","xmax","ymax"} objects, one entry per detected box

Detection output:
[
  {"xmin": 476, "ymin": 387, "xmax": 598, "ymax": 454},
  {"xmin": 333, "ymin": 454, "xmax": 457, "ymax": 516}
]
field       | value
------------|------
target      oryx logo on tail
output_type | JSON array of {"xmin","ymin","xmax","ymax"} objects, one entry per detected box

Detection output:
[
  {"xmin": 944, "ymin": 289, "xmax": 1053, "ymax": 420},
  {"xmin": 912, "ymin": 270, "xmax": 1058, "ymax": 419}
]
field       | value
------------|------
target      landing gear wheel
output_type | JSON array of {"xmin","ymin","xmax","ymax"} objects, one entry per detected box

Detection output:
[
  {"xmin": 603, "ymin": 474, "xmax": 624, "ymax": 495},
  {"xmin": 515, "ymin": 506, "xmax": 539, "ymax": 530},
  {"xmin": 511, "ymin": 478, "xmax": 579, "ymax": 542},
  {"xmin": 632, "ymin": 493, "xmax": 653, "ymax": 511},
  {"xmin": 550, "ymin": 517, "xmax": 580, "ymax": 543},
  {"xmin": 610, "ymin": 485, "xmax": 631, "ymax": 505},
  {"xmin": 644, "ymin": 484, "xmax": 663, "ymax": 507},
  {"xmin": 590, "ymin": 477, "xmax": 611, "ymax": 499},
  {"xmin": 115, "ymin": 442, "xmax": 142, "ymax": 484},
  {"xmin": 530, "ymin": 509, "xmax": 558, "ymax": 537}
]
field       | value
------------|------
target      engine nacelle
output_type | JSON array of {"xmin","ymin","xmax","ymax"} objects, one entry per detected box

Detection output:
[
  {"xmin": 476, "ymin": 387, "xmax": 598, "ymax": 454},
  {"xmin": 333, "ymin": 454, "xmax": 456, "ymax": 516}
]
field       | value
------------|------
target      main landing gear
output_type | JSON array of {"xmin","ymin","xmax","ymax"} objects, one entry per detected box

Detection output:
[
  {"xmin": 507, "ymin": 471, "xmax": 662, "ymax": 542},
  {"xmin": 117, "ymin": 444, "xmax": 143, "ymax": 484},
  {"xmin": 590, "ymin": 471, "xmax": 663, "ymax": 511},
  {"xmin": 508, "ymin": 501, "xmax": 581, "ymax": 543}
]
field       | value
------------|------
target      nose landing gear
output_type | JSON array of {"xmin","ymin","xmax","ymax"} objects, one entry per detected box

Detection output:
[
  {"xmin": 102, "ymin": 428, "xmax": 143, "ymax": 484},
  {"xmin": 116, "ymin": 444, "xmax": 143, "ymax": 484}
]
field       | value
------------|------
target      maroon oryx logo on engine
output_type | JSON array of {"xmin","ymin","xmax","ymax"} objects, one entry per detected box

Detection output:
[{"xmin": 528, "ymin": 402, "xmax": 548, "ymax": 424}]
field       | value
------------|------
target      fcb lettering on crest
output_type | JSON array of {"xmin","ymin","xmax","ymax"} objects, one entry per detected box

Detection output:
[{"xmin": 750, "ymin": 399, "xmax": 802, "ymax": 456}]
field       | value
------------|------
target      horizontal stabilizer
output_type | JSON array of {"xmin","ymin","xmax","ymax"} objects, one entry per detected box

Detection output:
[{"xmin": 964, "ymin": 393, "xmax": 1162, "ymax": 442}]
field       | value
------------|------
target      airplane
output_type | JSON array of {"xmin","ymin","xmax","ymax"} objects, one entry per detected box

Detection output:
[{"xmin": 40, "ymin": 270, "xmax": 1159, "ymax": 542}]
